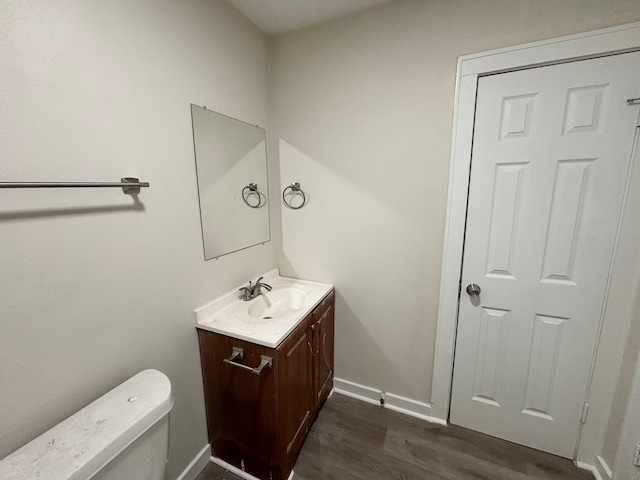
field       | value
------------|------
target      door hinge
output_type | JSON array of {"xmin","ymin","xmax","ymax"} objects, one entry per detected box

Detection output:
[
  {"xmin": 632, "ymin": 444, "xmax": 640, "ymax": 467},
  {"xmin": 580, "ymin": 402, "xmax": 589, "ymax": 424}
]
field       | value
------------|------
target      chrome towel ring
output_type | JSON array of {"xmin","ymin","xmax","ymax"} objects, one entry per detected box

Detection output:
[
  {"xmin": 242, "ymin": 182, "xmax": 265, "ymax": 208},
  {"xmin": 282, "ymin": 182, "xmax": 306, "ymax": 209}
]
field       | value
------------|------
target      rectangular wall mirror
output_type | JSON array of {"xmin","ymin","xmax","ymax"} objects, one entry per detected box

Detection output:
[{"xmin": 190, "ymin": 104, "xmax": 270, "ymax": 260}]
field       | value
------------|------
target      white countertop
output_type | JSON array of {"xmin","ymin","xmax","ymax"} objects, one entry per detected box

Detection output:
[{"xmin": 194, "ymin": 269, "xmax": 334, "ymax": 348}]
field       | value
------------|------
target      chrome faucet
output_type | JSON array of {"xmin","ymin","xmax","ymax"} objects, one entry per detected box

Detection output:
[
  {"xmin": 251, "ymin": 276, "xmax": 272, "ymax": 297},
  {"xmin": 239, "ymin": 276, "xmax": 272, "ymax": 301},
  {"xmin": 238, "ymin": 285, "xmax": 252, "ymax": 301}
]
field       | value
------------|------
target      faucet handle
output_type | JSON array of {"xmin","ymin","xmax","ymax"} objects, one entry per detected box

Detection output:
[{"xmin": 238, "ymin": 286, "xmax": 252, "ymax": 301}]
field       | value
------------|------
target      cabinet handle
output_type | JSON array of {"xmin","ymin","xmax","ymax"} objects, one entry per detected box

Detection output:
[
  {"xmin": 223, "ymin": 347, "xmax": 273, "ymax": 375},
  {"xmin": 307, "ymin": 342, "xmax": 314, "ymax": 357}
]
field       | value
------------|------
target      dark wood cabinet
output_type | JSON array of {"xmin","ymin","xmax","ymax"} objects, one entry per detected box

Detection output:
[
  {"xmin": 198, "ymin": 330, "xmax": 278, "ymax": 478},
  {"xmin": 312, "ymin": 290, "xmax": 334, "ymax": 410},
  {"xmin": 274, "ymin": 314, "xmax": 314, "ymax": 477},
  {"xmin": 197, "ymin": 289, "xmax": 334, "ymax": 480}
]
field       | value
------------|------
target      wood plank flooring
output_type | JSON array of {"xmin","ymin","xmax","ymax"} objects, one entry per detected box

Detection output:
[{"xmin": 196, "ymin": 392, "xmax": 593, "ymax": 480}]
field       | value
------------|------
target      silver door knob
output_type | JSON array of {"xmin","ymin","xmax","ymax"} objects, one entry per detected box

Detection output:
[{"xmin": 466, "ymin": 283, "xmax": 481, "ymax": 298}]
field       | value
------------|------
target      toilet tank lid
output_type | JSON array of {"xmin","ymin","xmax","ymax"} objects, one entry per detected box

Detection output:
[{"xmin": 0, "ymin": 369, "xmax": 174, "ymax": 480}]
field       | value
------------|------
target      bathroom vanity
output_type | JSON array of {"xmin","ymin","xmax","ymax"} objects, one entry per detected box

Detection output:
[{"xmin": 195, "ymin": 271, "xmax": 334, "ymax": 480}]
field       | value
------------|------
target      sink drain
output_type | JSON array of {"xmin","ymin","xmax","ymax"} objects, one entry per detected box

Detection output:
[{"xmin": 263, "ymin": 316, "xmax": 272, "ymax": 320}]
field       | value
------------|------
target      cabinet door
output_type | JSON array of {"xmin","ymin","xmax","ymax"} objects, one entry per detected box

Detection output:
[
  {"xmin": 313, "ymin": 291, "xmax": 335, "ymax": 409},
  {"xmin": 198, "ymin": 330, "xmax": 278, "ymax": 480},
  {"xmin": 276, "ymin": 314, "xmax": 314, "ymax": 478}
]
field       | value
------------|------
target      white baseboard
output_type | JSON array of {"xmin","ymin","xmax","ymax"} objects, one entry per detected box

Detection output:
[
  {"xmin": 333, "ymin": 378, "xmax": 381, "ymax": 406},
  {"xmin": 575, "ymin": 454, "xmax": 612, "ymax": 480},
  {"xmin": 385, "ymin": 392, "xmax": 447, "ymax": 425},
  {"xmin": 597, "ymin": 455, "xmax": 613, "ymax": 479},
  {"xmin": 210, "ymin": 456, "xmax": 295, "ymax": 480},
  {"xmin": 575, "ymin": 461, "xmax": 600, "ymax": 480},
  {"xmin": 333, "ymin": 377, "xmax": 447, "ymax": 426},
  {"xmin": 575, "ymin": 460, "xmax": 603, "ymax": 480},
  {"xmin": 175, "ymin": 444, "xmax": 211, "ymax": 480}
]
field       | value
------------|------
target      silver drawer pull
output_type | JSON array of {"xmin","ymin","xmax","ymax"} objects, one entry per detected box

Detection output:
[{"xmin": 223, "ymin": 347, "xmax": 273, "ymax": 375}]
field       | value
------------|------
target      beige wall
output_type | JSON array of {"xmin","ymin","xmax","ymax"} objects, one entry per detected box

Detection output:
[
  {"xmin": 271, "ymin": 0, "xmax": 640, "ymax": 405},
  {"xmin": 0, "ymin": 1, "xmax": 279, "ymax": 478},
  {"xmin": 602, "ymin": 280, "xmax": 640, "ymax": 477},
  {"xmin": 598, "ymin": 135, "xmax": 640, "ymax": 473},
  {"xmin": 3, "ymin": 0, "xmax": 640, "ymax": 478}
]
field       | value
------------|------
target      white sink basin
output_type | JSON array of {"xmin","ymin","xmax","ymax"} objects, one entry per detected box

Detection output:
[
  {"xmin": 194, "ymin": 269, "xmax": 333, "ymax": 348},
  {"xmin": 248, "ymin": 287, "xmax": 307, "ymax": 319}
]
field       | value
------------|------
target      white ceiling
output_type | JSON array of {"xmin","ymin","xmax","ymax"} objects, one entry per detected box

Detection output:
[{"xmin": 227, "ymin": 0, "xmax": 395, "ymax": 35}]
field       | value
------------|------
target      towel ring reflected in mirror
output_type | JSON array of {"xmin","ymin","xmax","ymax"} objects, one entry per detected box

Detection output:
[
  {"xmin": 242, "ymin": 182, "xmax": 266, "ymax": 208},
  {"xmin": 282, "ymin": 182, "xmax": 307, "ymax": 209}
]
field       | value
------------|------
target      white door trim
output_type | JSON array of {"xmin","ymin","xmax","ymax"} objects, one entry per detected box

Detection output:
[{"xmin": 430, "ymin": 21, "xmax": 640, "ymax": 422}]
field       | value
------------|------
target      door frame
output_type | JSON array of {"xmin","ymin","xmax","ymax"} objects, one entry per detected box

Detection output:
[{"xmin": 430, "ymin": 21, "xmax": 640, "ymax": 423}]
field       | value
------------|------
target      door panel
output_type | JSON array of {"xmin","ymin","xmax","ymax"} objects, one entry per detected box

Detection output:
[
  {"xmin": 450, "ymin": 52, "xmax": 640, "ymax": 457},
  {"xmin": 276, "ymin": 316, "xmax": 313, "ymax": 476},
  {"xmin": 197, "ymin": 331, "xmax": 278, "ymax": 478},
  {"xmin": 313, "ymin": 291, "xmax": 335, "ymax": 408}
]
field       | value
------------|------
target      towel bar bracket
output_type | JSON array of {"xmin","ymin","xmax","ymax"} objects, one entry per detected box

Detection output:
[{"xmin": 0, "ymin": 177, "xmax": 150, "ymax": 195}]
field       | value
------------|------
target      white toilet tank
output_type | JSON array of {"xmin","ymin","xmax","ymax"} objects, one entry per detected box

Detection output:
[{"xmin": 0, "ymin": 369, "xmax": 174, "ymax": 480}]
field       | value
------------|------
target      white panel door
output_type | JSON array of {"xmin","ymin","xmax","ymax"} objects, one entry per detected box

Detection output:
[{"xmin": 450, "ymin": 52, "xmax": 640, "ymax": 458}]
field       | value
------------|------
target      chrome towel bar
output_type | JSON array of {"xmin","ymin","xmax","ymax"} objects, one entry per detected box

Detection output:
[
  {"xmin": 223, "ymin": 347, "xmax": 273, "ymax": 375},
  {"xmin": 0, "ymin": 177, "xmax": 149, "ymax": 195}
]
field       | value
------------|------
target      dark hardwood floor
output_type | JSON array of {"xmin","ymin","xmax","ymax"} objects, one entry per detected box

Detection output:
[{"xmin": 196, "ymin": 392, "xmax": 593, "ymax": 480}]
